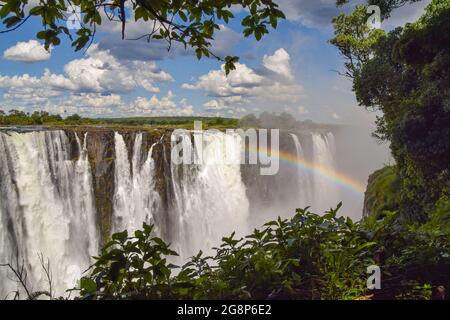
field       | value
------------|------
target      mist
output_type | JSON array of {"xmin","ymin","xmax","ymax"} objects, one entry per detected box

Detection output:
[{"xmin": 239, "ymin": 112, "xmax": 392, "ymax": 222}]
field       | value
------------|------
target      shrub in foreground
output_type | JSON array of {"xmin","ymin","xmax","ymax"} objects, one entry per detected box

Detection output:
[{"xmin": 76, "ymin": 203, "xmax": 448, "ymax": 300}]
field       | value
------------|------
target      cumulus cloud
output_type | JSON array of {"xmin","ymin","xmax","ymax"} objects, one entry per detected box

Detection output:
[
  {"xmin": 183, "ymin": 48, "xmax": 304, "ymax": 116},
  {"xmin": 1, "ymin": 90, "xmax": 195, "ymax": 118},
  {"xmin": 0, "ymin": 44, "xmax": 173, "ymax": 98},
  {"xmin": 123, "ymin": 91, "xmax": 194, "ymax": 116},
  {"xmin": 0, "ymin": 44, "xmax": 191, "ymax": 117},
  {"xmin": 263, "ymin": 48, "xmax": 293, "ymax": 79},
  {"xmin": 3, "ymin": 40, "xmax": 51, "ymax": 62},
  {"xmin": 182, "ymin": 63, "xmax": 264, "ymax": 97}
]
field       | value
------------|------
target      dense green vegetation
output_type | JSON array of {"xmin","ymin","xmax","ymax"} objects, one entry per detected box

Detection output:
[
  {"xmin": 0, "ymin": 110, "xmax": 238, "ymax": 128},
  {"xmin": 72, "ymin": 203, "xmax": 449, "ymax": 300},
  {"xmin": 363, "ymin": 166, "xmax": 401, "ymax": 222},
  {"xmin": 0, "ymin": 110, "xmax": 64, "ymax": 125},
  {"xmin": 94, "ymin": 116, "xmax": 239, "ymax": 128},
  {"xmin": 332, "ymin": 0, "xmax": 450, "ymax": 222}
]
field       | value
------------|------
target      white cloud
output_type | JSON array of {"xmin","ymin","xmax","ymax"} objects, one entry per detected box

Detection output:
[
  {"xmin": 3, "ymin": 40, "xmax": 51, "ymax": 62},
  {"xmin": 1, "ymin": 90, "xmax": 195, "ymax": 118},
  {"xmin": 0, "ymin": 44, "xmax": 186, "ymax": 117},
  {"xmin": 0, "ymin": 44, "xmax": 173, "ymax": 97},
  {"xmin": 263, "ymin": 48, "xmax": 293, "ymax": 79},
  {"xmin": 121, "ymin": 91, "xmax": 194, "ymax": 116},
  {"xmin": 182, "ymin": 63, "xmax": 264, "ymax": 97},
  {"xmin": 183, "ymin": 48, "xmax": 305, "ymax": 116},
  {"xmin": 204, "ymin": 100, "xmax": 225, "ymax": 111}
]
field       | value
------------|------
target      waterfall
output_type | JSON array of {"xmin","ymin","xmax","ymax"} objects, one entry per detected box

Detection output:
[
  {"xmin": 311, "ymin": 132, "xmax": 340, "ymax": 212},
  {"xmin": 0, "ymin": 128, "xmax": 344, "ymax": 298},
  {"xmin": 290, "ymin": 134, "xmax": 312, "ymax": 208},
  {"xmin": 170, "ymin": 131, "xmax": 250, "ymax": 261},
  {"xmin": 112, "ymin": 133, "xmax": 160, "ymax": 234},
  {"xmin": 0, "ymin": 131, "xmax": 98, "ymax": 298}
]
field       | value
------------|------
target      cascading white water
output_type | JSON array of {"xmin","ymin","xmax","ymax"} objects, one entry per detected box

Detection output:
[
  {"xmin": 170, "ymin": 131, "xmax": 250, "ymax": 261},
  {"xmin": 0, "ymin": 131, "xmax": 98, "ymax": 298},
  {"xmin": 311, "ymin": 132, "xmax": 340, "ymax": 212},
  {"xmin": 290, "ymin": 133, "xmax": 313, "ymax": 208},
  {"xmin": 0, "ymin": 128, "xmax": 344, "ymax": 298},
  {"xmin": 112, "ymin": 132, "xmax": 160, "ymax": 234}
]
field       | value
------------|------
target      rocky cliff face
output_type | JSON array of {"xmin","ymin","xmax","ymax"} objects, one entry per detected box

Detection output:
[
  {"xmin": 0, "ymin": 125, "xmax": 368, "ymax": 296},
  {"xmin": 63, "ymin": 127, "xmax": 172, "ymax": 242},
  {"xmin": 30, "ymin": 126, "xmax": 343, "ymax": 244},
  {"xmin": 58, "ymin": 127, "xmax": 318, "ymax": 242}
]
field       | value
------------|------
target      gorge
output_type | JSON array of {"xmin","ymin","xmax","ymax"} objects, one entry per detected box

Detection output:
[{"xmin": 0, "ymin": 126, "xmax": 387, "ymax": 297}]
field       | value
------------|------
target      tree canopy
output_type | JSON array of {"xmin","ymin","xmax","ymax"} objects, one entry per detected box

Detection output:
[
  {"xmin": 0, "ymin": 0, "xmax": 285, "ymax": 74},
  {"xmin": 331, "ymin": 0, "xmax": 450, "ymax": 220}
]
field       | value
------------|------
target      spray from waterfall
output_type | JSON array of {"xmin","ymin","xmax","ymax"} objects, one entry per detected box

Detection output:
[
  {"xmin": 290, "ymin": 133, "xmax": 313, "ymax": 208},
  {"xmin": 169, "ymin": 131, "xmax": 250, "ymax": 261},
  {"xmin": 0, "ymin": 128, "xmax": 348, "ymax": 298},
  {"xmin": 0, "ymin": 131, "xmax": 98, "ymax": 298},
  {"xmin": 311, "ymin": 132, "xmax": 340, "ymax": 212},
  {"xmin": 113, "ymin": 132, "xmax": 161, "ymax": 234}
]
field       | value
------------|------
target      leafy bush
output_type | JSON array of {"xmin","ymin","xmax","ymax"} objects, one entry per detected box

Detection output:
[
  {"xmin": 75, "ymin": 202, "xmax": 449, "ymax": 300},
  {"xmin": 77, "ymin": 205, "xmax": 377, "ymax": 300},
  {"xmin": 362, "ymin": 198, "xmax": 450, "ymax": 300}
]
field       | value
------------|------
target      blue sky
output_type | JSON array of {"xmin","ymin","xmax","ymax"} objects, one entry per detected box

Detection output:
[{"xmin": 0, "ymin": 0, "xmax": 430, "ymax": 124}]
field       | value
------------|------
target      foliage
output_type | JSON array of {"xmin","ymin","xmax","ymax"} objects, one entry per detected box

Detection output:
[
  {"xmin": 78, "ymin": 224, "xmax": 180, "ymax": 299},
  {"xmin": 0, "ymin": 110, "xmax": 63, "ymax": 125},
  {"xmin": 329, "ymin": 4, "xmax": 385, "ymax": 79},
  {"xmin": 0, "ymin": 0, "xmax": 285, "ymax": 75},
  {"xmin": 99, "ymin": 116, "xmax": 239, "ymax": 128},
  {"xmin": 363, "ymin": 166, "xmax": 401, "ymax": 222},
  {"xmin": 76, "ymin": 205, "xmax": 374, "ymax": 300},
  {"xmin": 0, "ymin": 110, "xmax": 239, "ymax": 128},
  {"xmin": 362, "ymin": 197, "xmax": 450, "ymax": 299},
  {"xmin": 331, "ymin": 0, "xmax": 450, "ymax": 221},
  {"xmin": 73, "ymin": 203, "xmax": 449, "ymax": 300}
]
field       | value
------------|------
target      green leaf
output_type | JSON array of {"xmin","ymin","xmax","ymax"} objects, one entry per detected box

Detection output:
[
  {"xmin": 0, "ymin": 3, "xmax": 12, "ymax": 19},
  {"xmin": 179, "ymin": 10, "xmax": 187, "ymax": 22},
  {"xmin": 195, "ymin": 48, "xmax": 202, "ymax": 60},
  {"xmin": 112, "ymin": 230, "xmax": 128, "ymax": 243},
  {"xmin": 134, "ymin": 7, "xmax": 147, "ymax": 21},
  {"xmin": 29, "ymin": 6, "xmax": 43, "ymax": 16},
  {"xmin": 80, "ymin": 277, "xmax": 97, "ymax": 293}
]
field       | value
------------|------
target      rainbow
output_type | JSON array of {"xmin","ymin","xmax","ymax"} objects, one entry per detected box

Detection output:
[{"xmin": 249, "ymin": 147, "xmax": 366, "ymax": 194}]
